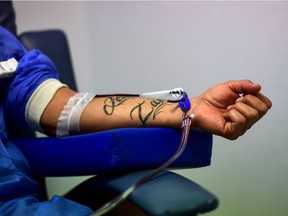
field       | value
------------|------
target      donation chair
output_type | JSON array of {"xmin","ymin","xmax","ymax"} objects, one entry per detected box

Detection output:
[{"xmin": 12, "ymin": 29, "xmax": 219, "ymax": 215}]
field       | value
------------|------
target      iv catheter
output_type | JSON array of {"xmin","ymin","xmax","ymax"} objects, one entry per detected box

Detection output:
[
  {"xmin": 95, "ymin": 87, "xmax": 191, "ymax": 112},
  {"xmin": 90, "ymin": 88, "xmax": 194, "ymax": 216}
]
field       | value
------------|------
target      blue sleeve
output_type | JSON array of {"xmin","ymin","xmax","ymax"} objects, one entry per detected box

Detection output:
[
  {"xmin": 0, "ymin": 26, "xmax": 26, "ymax": 61},
  {"xmin": 5, "ymin": 50, "xmax": 60, "ymax": 129},
  {"xmin": 0, "ymin": 26, "xmax": 93, "ymax": 215},
  {"xmin": 0, "ymin": 26, "xmax": 60, "ymax": 129},
  {"xmin": 1, "ymin": 196, "xmax": 93, "ymax": 216}
]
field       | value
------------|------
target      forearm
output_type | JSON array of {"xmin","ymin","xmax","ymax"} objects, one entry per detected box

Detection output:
[
  {"xmin": 40, "ymin": 87, "xmax": 76, "ymax": 136},
  {"xmin": 40, "ymin": 80, "xmax": 272, "ymax": 139},
  {"xmin": 40, "ymin": 87, "xmax": 187, "ymax": 136},
  {"xmin": 80, "ymin": 95, "xmax": 184, "ymax": 133}
]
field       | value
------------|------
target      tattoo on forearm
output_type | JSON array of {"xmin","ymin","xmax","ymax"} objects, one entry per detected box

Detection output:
[
  {"xmin": 103, "ymin": 96, "xmax": 130, "ymax": 115},
  {"xmin": 130, "ymin": 99, "xmax": 169, "ymax": 126},
  {"xmin": 103, "ymin": 97, "xmax": 169, "ymax": 126}
]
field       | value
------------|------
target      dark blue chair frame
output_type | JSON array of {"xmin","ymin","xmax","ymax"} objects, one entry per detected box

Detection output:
[{"xmin": 14, "ymin": 29, "xmax": 219, "ymax": 216}]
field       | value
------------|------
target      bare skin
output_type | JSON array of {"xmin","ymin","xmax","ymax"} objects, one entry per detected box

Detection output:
[{"xmin": 40, "ymin": 80, "xmax": 272, "ymax": 140}]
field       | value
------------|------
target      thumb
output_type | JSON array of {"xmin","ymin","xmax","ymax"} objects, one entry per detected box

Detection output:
[{"xmin": 227, "ymin": 80, "xmax": 261, "ymax": 95}]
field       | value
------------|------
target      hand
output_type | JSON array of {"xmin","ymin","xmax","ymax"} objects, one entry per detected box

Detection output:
[{"xmin": 190, "ymin": 80, "xmax": 272, "ymax": 140}]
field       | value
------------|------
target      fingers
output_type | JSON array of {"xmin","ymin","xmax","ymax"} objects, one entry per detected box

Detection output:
[
  {"xmin": 223, "ymin": 93, "xmax": 272, "ymax": 139},
  {"xmin": 229, "ymin": 93, "xmax": 272, "ymax": 118},
  {"xmin": 223, "ymin": 109, "xmax": 247, "ymax": 140}
]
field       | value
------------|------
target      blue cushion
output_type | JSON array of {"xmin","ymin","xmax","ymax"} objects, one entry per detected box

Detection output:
[
  {"xmin": 13, "ymin": 127, "xmax": 212, "ymax": 176},
  {"xmin": 65, "ymin": 169, "xmax": 219, "ymax": 216}
]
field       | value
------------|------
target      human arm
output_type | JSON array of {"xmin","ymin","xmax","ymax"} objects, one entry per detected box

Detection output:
[
  {"xmin": 40, "ymin": 80, "xmax": 272, "ymax": 140},
  {"xmin": 40, "ymin": 87, "xmax": 184, "ymax": 136},
  {"xmin": 0, "ymin": 25, "xmax": 271, "ymax": 140}
]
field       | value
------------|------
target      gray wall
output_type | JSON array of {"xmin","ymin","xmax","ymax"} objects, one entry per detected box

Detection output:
[{"xmin": 14, "ymin": 1, "xmax": 287, "ymax": 216}]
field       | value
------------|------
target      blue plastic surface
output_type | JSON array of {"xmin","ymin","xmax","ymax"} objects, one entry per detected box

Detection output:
[
  {"xmin": 13, "ymin": 128, "xmax": 213, "ymax": 176},
  {"xmin": 78, "ymin": 170, "xmax": 219, "ymax": 216}
]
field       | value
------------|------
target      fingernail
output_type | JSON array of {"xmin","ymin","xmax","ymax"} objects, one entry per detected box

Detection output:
[
  {"xmin": 236, "ymin": 97, "xmax": 243, "ymax": 103},
  {"xmin": 227, "ymin": 105, "xmax": 233, "ymax": 110}
]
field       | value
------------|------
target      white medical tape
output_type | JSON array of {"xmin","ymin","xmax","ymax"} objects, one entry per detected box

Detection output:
[
  {"xmin": 56, "ymin": 92, "xmax": 95, "ymax": 137},
  {"xmin": 25, "ymin": 79, "xmax": 67, "ymax": 133}
]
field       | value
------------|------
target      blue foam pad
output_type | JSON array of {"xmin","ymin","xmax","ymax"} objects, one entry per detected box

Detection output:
[
  {"xmin": 65, "ymin": 170, "xmax": 219, "ymax": 215},
  {"xmin": 13, "ymin": 128, "xmax": 213, "ymax": 176}
]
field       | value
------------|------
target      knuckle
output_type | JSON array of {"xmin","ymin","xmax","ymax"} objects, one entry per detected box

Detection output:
[{"xmin": 250, "ymin": 109, "xmax": 260, "ymax": 119}]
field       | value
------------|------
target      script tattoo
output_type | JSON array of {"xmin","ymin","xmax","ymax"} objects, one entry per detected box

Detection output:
[
  {"xmin": 130, "ymin": 99, "xmax": 169, "ymax": 126},
  {"xmin": 104, "ymin": 96, "xmax": 130, "ymax": 115}
]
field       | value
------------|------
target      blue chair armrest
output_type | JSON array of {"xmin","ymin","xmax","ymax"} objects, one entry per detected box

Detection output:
[
  {"xmin": 13, "ymin": 127, "xmax": 213, "ymax": 176},
  {"xmin": 65, "ymin": 170, "xmax": 219, "ymax": 216}
]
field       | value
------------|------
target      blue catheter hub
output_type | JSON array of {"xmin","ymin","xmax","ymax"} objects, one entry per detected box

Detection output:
[{"xmin": 179, "ymin": 95, "xmax": 191, "ymax": 113}]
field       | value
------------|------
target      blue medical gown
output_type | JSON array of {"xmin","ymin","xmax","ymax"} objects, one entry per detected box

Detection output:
[{"xmin": 0, "ymin": 26, "xmax": 93, "ymax": 215}]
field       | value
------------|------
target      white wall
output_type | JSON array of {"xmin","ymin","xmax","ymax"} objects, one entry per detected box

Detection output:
[{"xmin": 14, "ymin": 1, "xmax": 288, "ymax": 216}]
